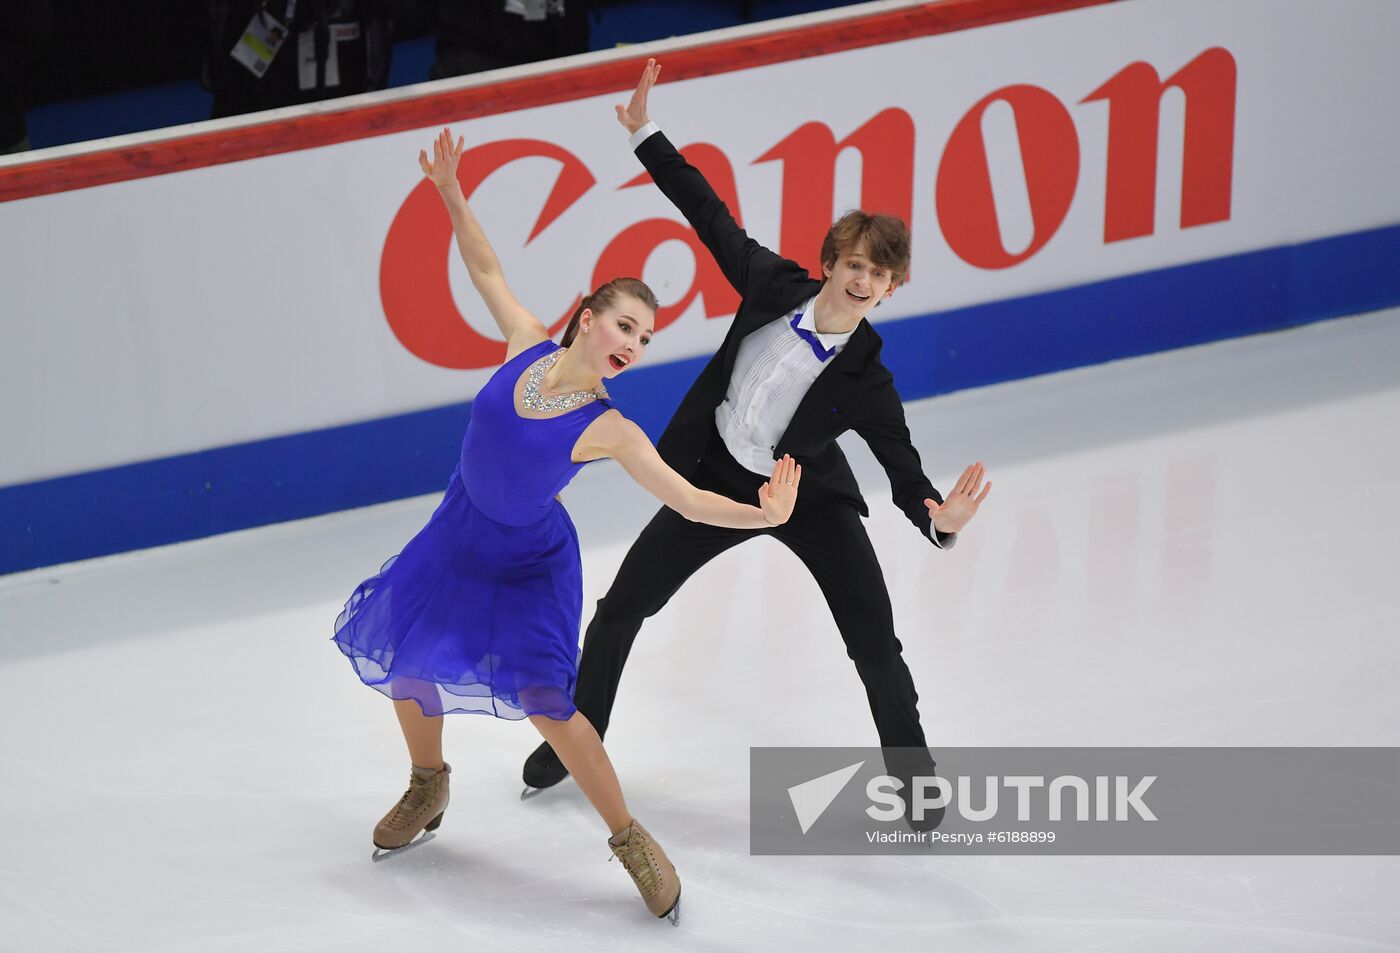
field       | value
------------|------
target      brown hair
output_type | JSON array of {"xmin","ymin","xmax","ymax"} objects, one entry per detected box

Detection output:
[
  {"xmin": 820, "ymin": 211, "xmax": 912, "ymax": 287},
  {"xmin": 561, "ymin": 277, "xmax": 659, "ymax": 347}
]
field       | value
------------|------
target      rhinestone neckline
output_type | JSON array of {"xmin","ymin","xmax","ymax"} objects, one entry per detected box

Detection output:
[{"xmin": 520, "ymin": 347, "xmax": 609, "ymax": 415}]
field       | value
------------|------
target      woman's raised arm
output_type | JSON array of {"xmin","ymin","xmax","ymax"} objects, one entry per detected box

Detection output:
[{"xmin": 419, "ymin": 127, "xmax": 549, "ymax": 352}]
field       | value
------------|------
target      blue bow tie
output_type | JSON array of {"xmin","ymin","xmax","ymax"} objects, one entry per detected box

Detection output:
[{"xmin": 790, "ymin": 312, "xmax": 835, "ymax": 362}]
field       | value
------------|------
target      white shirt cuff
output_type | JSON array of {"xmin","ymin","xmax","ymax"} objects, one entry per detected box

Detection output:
[
  {"xmin": 629, "ymin": 121, "xmax": 661, "ymax": 150},
  {"xmin": 928, "ymin": 523, "xmax": 956, "ymax": 550}
]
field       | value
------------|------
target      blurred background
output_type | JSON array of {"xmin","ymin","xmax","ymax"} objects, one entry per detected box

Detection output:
[{"xmin": 1, "ymin": 0, "xmax": 867, "ymax": 154}]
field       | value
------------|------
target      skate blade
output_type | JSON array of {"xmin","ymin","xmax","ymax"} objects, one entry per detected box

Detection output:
[
  {"xmin": 370, "ymin": 830, "xmax": 436, "ymax": 863},
  {"xmin": 665, "ymin": 894, "xmax": 681, "ymax": 927},
  {"xmin": 520, "ymin": 784, "xmax": 546, "ymax": 801}
]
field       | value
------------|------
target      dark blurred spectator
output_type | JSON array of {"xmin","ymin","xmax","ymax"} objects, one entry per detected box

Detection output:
[
  {"xmin": 0, "ymin": 0, "xmax": 54, "ymax": 154},
  {"xmin": 430, "ymin": 0, "xmax": 589, "ymax": 80},
  {"xmin": 204, "ymin": 0, "xmax": 410, "ymax": 119}
]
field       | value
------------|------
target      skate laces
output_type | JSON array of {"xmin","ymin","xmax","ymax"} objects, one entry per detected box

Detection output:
[
  {"xmin": 387, "ymin": 772, "xmax": 438, "ymax": 830},
  {"xmin": 609, "ymin": 830, "xmax": 661, "ymax": 898}
]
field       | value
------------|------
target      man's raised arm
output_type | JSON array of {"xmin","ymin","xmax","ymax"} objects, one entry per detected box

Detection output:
[{"xmin": 615, "ymin": 59, "xmax": 801, "ymax": 299}]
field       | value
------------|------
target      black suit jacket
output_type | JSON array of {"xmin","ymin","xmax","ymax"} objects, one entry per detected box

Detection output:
[{"xmin": 635, "ymin": 131, "xmax": 950, "ymax": 546}]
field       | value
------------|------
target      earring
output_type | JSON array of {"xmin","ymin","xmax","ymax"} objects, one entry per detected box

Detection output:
[{"xmin": 583, "ymin": 326, "xmax": 589, "ymax": 333}]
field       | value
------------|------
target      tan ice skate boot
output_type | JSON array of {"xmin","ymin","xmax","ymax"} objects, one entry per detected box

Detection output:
[
  {"xmin": 608, "ymin": 819, "xmax": 681, "ymax": 925},
  {"xmin": 371, "ymin": 762, "xmax": 450, "ymax": 860}
]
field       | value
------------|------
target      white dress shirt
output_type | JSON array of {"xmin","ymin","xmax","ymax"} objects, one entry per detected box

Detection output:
[
  {"xmin": 629, "ymin": 121, "xmax": 951, "ymax": 549},
  {"xmin": 715, "ymin": 297, "xmax": 851, "ymax": 474}
]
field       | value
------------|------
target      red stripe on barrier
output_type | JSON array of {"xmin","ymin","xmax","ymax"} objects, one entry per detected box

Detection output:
[{"xmin": 0, "ymin": 0, "xmax": 1118, "ymax": 204}]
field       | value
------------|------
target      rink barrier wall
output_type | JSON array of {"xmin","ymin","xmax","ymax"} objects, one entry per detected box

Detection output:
[
  {"xmin": 0, "ymin": 0, "xmax": 1116, "ymax": 204},
  {"xmin": 3, "ymin": 220, "xmax": 1397, "ymax": 576},
  {"xmin": 6, "ymin": 0, "xmax": 1400, "ymax": 574}
]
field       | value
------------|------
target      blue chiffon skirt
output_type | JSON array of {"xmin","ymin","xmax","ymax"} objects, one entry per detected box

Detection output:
[{"xmin": 331, "ymin": 465, "xmax": 583, "ymax": 720}]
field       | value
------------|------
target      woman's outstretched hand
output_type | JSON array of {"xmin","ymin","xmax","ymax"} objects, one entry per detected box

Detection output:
[
  {"xmin": 759, "ymin": 454, "xmax": 801, "ymax": 526},
  {"xmin": 616, "ymin": 58, "xmax": 659, "ymax": 135},
  {"xmin": 418, "ymin": 127, "xmax": 465, "ymax": 189}
]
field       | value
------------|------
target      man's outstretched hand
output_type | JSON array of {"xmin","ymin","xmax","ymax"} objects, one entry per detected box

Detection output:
[
  {"xmin": 925, "ymin": 463, "xmax": 991, "ymax": 536},
  {"xmin": 616, "ymin": 58, "xmax": 660, "ymax": 135}
]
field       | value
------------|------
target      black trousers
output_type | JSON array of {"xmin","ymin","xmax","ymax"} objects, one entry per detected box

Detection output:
[{"xmin": 574, "ymin": 433, "xmax": 930, "ymax": 749}]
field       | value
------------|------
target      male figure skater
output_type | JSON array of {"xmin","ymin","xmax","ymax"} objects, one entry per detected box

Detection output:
[{"xmin": 523, "ymin": 60, "xmax": 991, "ymax": 822}]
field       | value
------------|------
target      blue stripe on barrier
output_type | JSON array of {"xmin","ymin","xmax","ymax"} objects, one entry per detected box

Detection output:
[{"xmin": 3, "ymin": 223, "xmax": 1398, "ymax": 575}]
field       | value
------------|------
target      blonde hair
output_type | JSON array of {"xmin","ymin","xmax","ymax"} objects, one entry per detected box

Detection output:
[{"xmin": 820, "ymin": 211, "xmax": 912, "ymax": 286}]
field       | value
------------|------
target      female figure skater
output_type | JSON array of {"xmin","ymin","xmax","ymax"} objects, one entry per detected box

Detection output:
[{"xmin": 331, "ymin": 128, "xmax": 801, "ymax": 925}]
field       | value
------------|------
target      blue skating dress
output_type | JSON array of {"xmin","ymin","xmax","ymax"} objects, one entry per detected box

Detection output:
[{"xmin": 332, "ymin": 339, "xmax": 613, "ymax": 720}]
